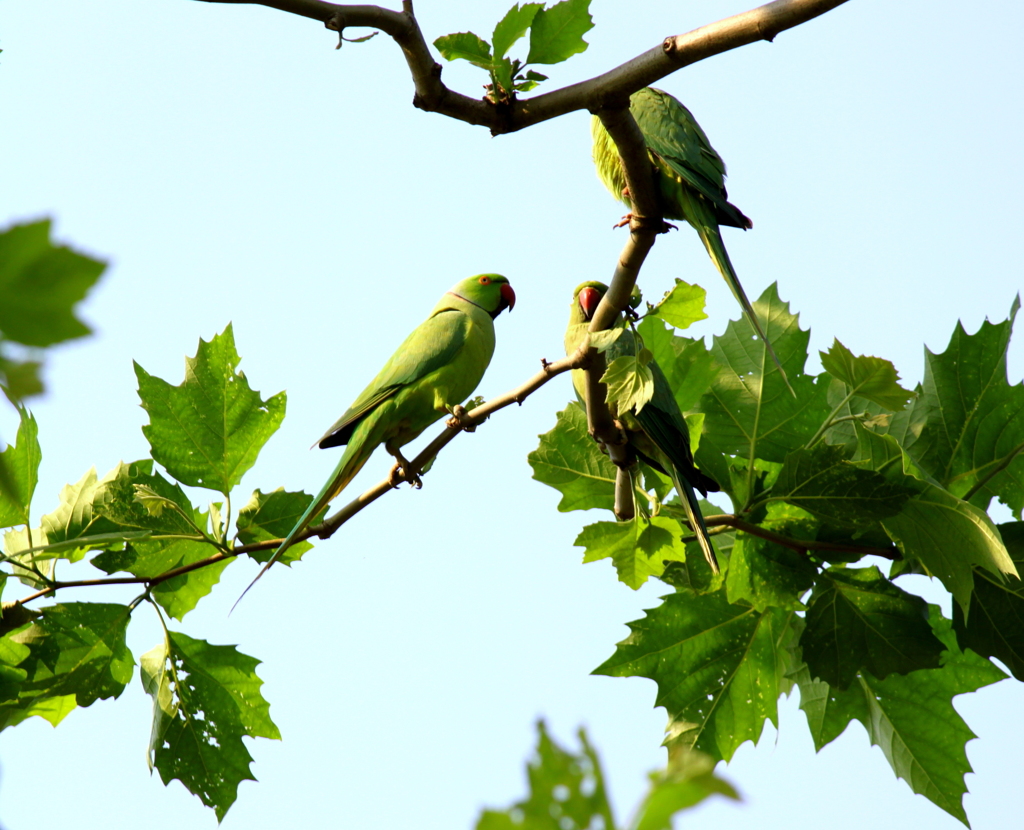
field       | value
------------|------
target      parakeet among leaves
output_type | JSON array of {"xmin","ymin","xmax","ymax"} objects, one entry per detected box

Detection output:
[
  {"xmin": 238, "ymin": 274, "xmax": 515, "ymax": 601},
  {"xmin": 591, "ymin": 86, "xmax": 790, "ymax": 390},
  {"xmin": 565, "ymin": 281, "xmax": 720, "ymax": 573}
]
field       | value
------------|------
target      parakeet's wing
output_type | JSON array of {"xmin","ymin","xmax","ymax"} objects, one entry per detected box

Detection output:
[
  {"xmin": 630, "ymin": 88, "xmax": 751, "ymax": 230},
  {"xmin": 318, "ymin": 308, "xmax": 471, "ymax": 448}
]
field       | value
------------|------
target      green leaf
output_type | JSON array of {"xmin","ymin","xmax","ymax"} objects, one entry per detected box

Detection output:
[
  {"xmin": 0, "ymin": 602, "xmax": 133, "ymax": 729},
  {"xmin": 0, "ymin": 355, "xmax": 44, "ymax": 402},
  {"xmin": 636, "ymin": 318, "xmax": 719, "ymax": 416},
  {"xmin": 3, "ymin": 524, "xmax": 56, "ymax": 588},
  {"xmin": 594, "ymin": 590, "xmax": 796, "ymax": 762},
  {"xmin": 0, "ymin": 405, "xmax": 40, "ymax": 529},
  {"xmin": 575, "ymin": 515, "xmax": 682, "ymax": 589},
  {"xmin": 796, "ymin": 608, "xmax": 1005, "ymax": 825},
  {"xmin": 90, "ymin": 460, "xmax": 201, "ymax": 538},
  {"xmin": 0, "ymin": 219, "xmax": 106, "ymax": 347},
  {"xmin": 648, "ymin": 279, "xmax": 708, "ymax": 332},
  {"xmin": 142, "ymin": 539, "xmax": 229, "ymax": 621},
  {"xmin": 526, "ymin": 0, "xmax": 594, "ymax": 65},
  {"xmin": 528, "ymin": 403, "xmax": 617, "ymax": 512},
  {"xmin": 492, "ymin": 56, "xmax": 515, "ymax": 98},
  {"xmin": 135, "ymin": 324, "xmax": 286, "ymax": 494},
  {"xmin": 433, "ymin": 31, "xmax": 494, "ymax": 67},
  {"xmin": 602, "ymin": 348, "xmax": 654, "ymax": 415},
  {"xmin": 882, "ymin": 481, "xmax": 1017, "ymax": 614},
  {"xmin": 631, "ymin": 749, "xmax": 740, "ymax": 830},
  {"xmin": 800, "ymin": 566, "xmax": 944, "ymax": 689},
  {"xmin": 475, "ymin": 721, "xmax": 615, "ymax": 830},
  {"xmin": 773, "ymin": 443, "xmax": 914, "ymax": 527},
  {"xmin": 889, "ymin": 296, "xmax": 1024, "ymax": 516},
  {"xmin": 492, "ymin": 3, "xmax": 543, "ymax": 59},
  {"xmin": 820, "ymin": 338, "xmax": 913, "ymax": 410},
  {"xmin": 141, "ymin": 631, "xmax": 279, "ymax": 822},
  {"xmin": 587, "ymin": 326, "xmax": 623, "ymax": 353},
  {"xmin": 952, "ymin": 521, "xmax": 1024, "ymax": 679},
  {"xmin": 236, "ymin": 488, "xmax": 321, "ymax": 565},
  {"xmin": 696, "ymin": 284, "xmax": 830, "ymax": 465},
  {"xmin": 725, "ymin": 525, "xmax": 816, "ymax": 612}
]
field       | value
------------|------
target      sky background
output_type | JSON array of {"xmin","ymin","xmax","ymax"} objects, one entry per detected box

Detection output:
[{"xmin": 2, "ymin": 0, "xmax": 1023, "ymax": 828}]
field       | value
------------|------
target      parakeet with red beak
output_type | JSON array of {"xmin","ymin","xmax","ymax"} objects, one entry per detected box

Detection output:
[
  {"xmin": 592, "ymin": 87, "xmax": 789, "ymax": 391},
  {"xmin": 240, "ymin": 274, "xmax": 515, "ymax": 599},
  {"xmin": 566, "ymin": 281, "xmax": 720, "ymax": 574}
]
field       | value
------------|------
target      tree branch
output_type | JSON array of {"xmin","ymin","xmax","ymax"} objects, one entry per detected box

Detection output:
[
  {"xmin": 192, "ymin": 0, "xmax": 851, "ymax": 133},
  {"xmin": 702, "ymin": 514, "xmax": 902, "ymax": 560},
  {"xmin": 11, "ymin": 350, "xmax": 584, "ymax": 607}
]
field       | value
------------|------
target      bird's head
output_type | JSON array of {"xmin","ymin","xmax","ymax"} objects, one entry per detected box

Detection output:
[
  {"xmin": 571, "ymin": 281, "xmax": 641, "ymax": 323},
  {"xmin": 451, "ymin": 274, "xmax": 516, "ymax": 319}
]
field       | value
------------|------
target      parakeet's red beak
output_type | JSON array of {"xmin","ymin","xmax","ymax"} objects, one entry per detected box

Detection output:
[
  {"xmin": 578, "ymin": 286, "xmax": 602, "ymax": 321},
  {"xmin": 499, "ymin": 283, "xmax": 516, "ymax": 313}
]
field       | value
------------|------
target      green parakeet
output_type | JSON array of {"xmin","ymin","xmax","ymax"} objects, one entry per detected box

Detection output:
[
  {"xmin": 240, "ymin": 273, "xmax": 515, "ymax": 599},
  {"xmin": 565, "ymin": 281, "xmax": 720, "ymax": 574},
  {"xmin": 591, "ymin": 86, "xmax": 789, "ymax": 389}
]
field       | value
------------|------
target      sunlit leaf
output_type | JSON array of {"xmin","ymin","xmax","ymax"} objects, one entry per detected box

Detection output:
[{"xmin": 135, "ymin": 325, "xmax": 285, "ymax": 494}]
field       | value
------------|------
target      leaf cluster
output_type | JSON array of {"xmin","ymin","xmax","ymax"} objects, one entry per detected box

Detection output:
[
  {"xmin": 530, "ymin": 280, "xmax": 1024, "ymax": 825},
  {"xmin": 0, "ymin": 325, "xmax": 304, "ymax": 820},
  {"xmin": 434, "ymin": 0, "xmax": 593, "ymax": 103}
]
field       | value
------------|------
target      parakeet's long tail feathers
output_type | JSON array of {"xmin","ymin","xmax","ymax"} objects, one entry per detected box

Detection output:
[
  {"xmin": 232, "ymin": 443, "xmax": 371, "ymax": 611},
  {"xmin": 683, "ymin": 192, "xmax": 794, "ymax": 396},
  {"xmin": 671, "ymin": 468, "xmax": 720, "ymax": 575}
]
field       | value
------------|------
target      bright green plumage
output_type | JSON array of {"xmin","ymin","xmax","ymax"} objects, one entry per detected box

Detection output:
[
  {"xmin": 238, "ymin": 274, "xmax": 515, "ymax": 601},
  {"xmin": 566, "ymin": 281, "xmax": 720, "ymax": 574},
  {"xmin": 592, "ymin": 87, "xmax": 790, "ymax": 390}
]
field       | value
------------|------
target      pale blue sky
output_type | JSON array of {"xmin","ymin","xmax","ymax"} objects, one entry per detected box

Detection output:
[{"xmin": 2, "ymin": 1, "xmax": 1022, "ymax": 828}]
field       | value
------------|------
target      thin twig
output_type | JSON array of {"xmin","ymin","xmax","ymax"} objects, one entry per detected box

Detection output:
[
  {"xmin": 701, "ymin": 514, "xmax": 902, "ymax": 560},
  {"xmin": 12, "ymin": 350, "xmax": 584, "ymax": 608}
]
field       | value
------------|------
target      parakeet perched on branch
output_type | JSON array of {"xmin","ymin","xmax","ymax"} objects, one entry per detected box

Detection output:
[
  {"xmin": 566, "ymin": 280, "xmax": 720, "ymax": 574},
  {"xmin": 592, "ymin": 87, "xmax": 789, "ymax": 390},
  {"xmin": 238, "ymin": 274, "xmax": 515, "ymax": 601}
]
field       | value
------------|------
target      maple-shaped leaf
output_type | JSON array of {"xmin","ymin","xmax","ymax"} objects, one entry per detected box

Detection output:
[
  {"xmin": 525, "ymin": 0, "xmax": 594, "ymax": 65},
  {"xmin": 820, "ymin": 338, "xmax": 913, "ymax": 411},
  {"xmin": 725, "ymin": 518, "xmax": 817, "ymax": 612},
  {"xmin": 235, "ymin": 488, "xmax": 323, "ymax": 565},
  {"xmin": 889, "ymin": 296, "xmax": 1024, "ymax": 517},
  {"xmin": 773, "ymin": 443, "xmax": 914, "ymax": 527},
  {"xmin": 794, "ymin": 608, "xmax": 1005, "ymax": 825},
  {"xmin": 0, "ymin": 219, "xmax": 106, "ymax": 348},
  {"xmin": 647, "ymin": 279, "xmax": 708, "ymax": 332},
  {"xmin": 475, "ymin": 720, "xmax": 615, "ymax": 830},
  {"xmin": 135, "ymin": 324, "xmax": 285, "ymax": 494},
  {"xmin": 800, "ymin": 566, "xmax": 944, "ymax": 689},
  {"xmin": 0, "ymin": 602, "xmax": 133, "ymax": 730},
  {"xmin": 529, "ymin": 403, "xmax": 617, "ymax": 512},
  {"xmin": 696, "ymin": 284, "xmax": 830, "ymax": 467},
  {"xmin": 575, "ymin": 515, "xmax": 684, "ymax": 589},
  {"xmin": 952, "ymin": 521, "xmax": 1024, "ymax": 679},
  {"xmin": 141, "ymin": 631, "xmax": 279, "ymax": 822},
  {"xmin": 594, "ymin": 590, "xmax": 797, "ymax": 762},
  {"xmin": 882, "ymin": 481, "xmax": 1017, "ymax": 614}
]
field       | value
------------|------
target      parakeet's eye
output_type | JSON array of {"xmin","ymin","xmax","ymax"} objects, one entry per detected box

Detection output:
[{"xmin": 479, "ymin": 276, "xmax": 491, "ymax": 285}]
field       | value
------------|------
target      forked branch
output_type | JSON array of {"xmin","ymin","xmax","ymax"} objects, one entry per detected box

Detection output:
[{"xmin": 192, "ymin": 0, "xmax": 852, "ymax": 133}]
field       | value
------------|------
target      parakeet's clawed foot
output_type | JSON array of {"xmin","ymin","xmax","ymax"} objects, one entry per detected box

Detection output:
[
  {"xmin": 445, "ymin": 404, "xmax": 476, "ymax": 432},
  {"xmin": 387, "ymin": 461, "xmax": 422, "ymax": 489},
  {"xmin": 385, "ymin": 442, "xmax": 422, "ymax": 489},
  {"xmin": 612, "ymin": 213, "xmax": 677, "ymax": 233}
]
